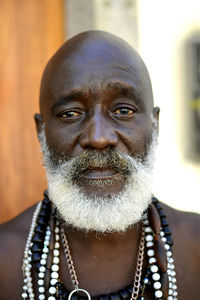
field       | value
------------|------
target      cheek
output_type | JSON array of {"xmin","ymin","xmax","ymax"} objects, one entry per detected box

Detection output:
[
  {"xmin": 45, "ymin": 122, "xmax": 82, "ymax": 157},
  {"xmin": 117, "ymin": 117, "xmax": 153, "ymax": 155}
]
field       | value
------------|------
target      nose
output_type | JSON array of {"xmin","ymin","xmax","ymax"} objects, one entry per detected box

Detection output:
[{"xmin": 79, "ymin": 113, "xmax": 118, "ymax": 150}]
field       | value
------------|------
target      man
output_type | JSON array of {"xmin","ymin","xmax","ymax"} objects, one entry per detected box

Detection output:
[{"xmin": 0, "ymin": 31, "xmax": 200, "ymax": 300}]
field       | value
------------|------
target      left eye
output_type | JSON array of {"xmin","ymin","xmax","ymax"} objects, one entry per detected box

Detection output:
[{"xmin": 113, "ymin": 107, "xmax": 135, "ymax": 115}]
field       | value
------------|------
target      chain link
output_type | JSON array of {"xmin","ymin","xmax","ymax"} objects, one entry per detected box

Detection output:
[
  {"xmin": 61, "ymin": 227, "xmax": 79, "ymax": 289},
  {"xmin": 131, "ymin": 228, "xmax": 145, "ymax": 300},
  {"xmin": 61, "ymin": 226, "xmax": 145, "ymax": 300}
]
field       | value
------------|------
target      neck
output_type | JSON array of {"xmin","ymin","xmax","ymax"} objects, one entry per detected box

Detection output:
[{"xmin": 62, "ymin": 222, "xmax": 143, "ymax": 255}]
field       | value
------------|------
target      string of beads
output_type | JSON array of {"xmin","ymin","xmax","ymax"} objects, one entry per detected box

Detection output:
[{"xmin": 22, "ymin": 193, "xmax": 178, "ymax": 300}]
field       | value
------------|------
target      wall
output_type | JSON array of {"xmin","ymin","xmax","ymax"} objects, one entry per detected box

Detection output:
[
  {"xmin": 138, "ymin": 0, "xmax": 200, "ymax": 212},
  {"xmin": 0, "ymin": 0, "xmax": 64, "ymax": 223}
]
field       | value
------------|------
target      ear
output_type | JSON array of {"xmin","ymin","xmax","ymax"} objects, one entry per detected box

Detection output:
[
  {"xmin": 34, "ymin": 113, "xmax": 44, "ymax": 139},
  {"xmin": 152, "ymin": 106, "xmax": 160, "ymax": 131}
]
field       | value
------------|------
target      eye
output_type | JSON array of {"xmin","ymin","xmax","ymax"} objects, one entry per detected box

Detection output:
[
  {"xmin": 58, "ymin": 110, "xmax": 82, "ymax": 119},
  {"xmin": 112, "ymin": 106, "xmax": 137, "ymax": 118}
]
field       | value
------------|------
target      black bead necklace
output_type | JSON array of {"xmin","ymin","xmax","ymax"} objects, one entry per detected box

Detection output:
[{"xmin": 22, "ymin": 193, "xmax": 177, "ymax": 300}]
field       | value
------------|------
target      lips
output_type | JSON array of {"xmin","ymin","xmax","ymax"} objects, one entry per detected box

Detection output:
[{"xmin": 82, "ymin": 168, "xmax": 119, "ymax": 180}]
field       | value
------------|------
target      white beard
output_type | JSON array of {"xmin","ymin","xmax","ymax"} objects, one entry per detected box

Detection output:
[{"xmin": 39, "ymin": 129, "xmax": 157, "ymax": 233}]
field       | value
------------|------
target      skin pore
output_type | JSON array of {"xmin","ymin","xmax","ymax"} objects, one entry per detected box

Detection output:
[{"xmin": 34, "ymin": 31, "xmax": 160, "ymax": 296}]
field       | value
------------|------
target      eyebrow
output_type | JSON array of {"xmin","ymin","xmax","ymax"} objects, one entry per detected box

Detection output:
[
  {"xmin": 106, "ymin": 81, "xmax": 141, "ymax": 103},
  {"xmin": 51, "ymin": 91, "xmax": 84, "ymax": 111}
]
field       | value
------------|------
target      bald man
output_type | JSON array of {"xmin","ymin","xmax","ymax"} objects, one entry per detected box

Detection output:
[{"xmin": 0, "ymin": 31, "xmax": 200, "ymax": 300}]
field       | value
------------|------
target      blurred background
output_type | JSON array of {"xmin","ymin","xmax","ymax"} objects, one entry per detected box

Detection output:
[{"xmin": 0, "ymin": 0, "xmax": 200, "ymax": 223}]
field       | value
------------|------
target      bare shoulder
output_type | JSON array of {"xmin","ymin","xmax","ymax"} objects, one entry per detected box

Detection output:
[
  {"xmin": 163, "ymin": 202, "xmax": 200, "ymax": 245},
  {"xmin": 0, "ymin": 204, "xmax": 37, "ymax": 300},
  {"xmin": 161, "ymin": 202, "xmax": 200, "ymax": 299}
]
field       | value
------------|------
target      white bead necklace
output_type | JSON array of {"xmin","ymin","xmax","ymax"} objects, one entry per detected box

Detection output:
[{"xmin": 143, "ymin": 212, "xmax": 178, "ymax": 299}]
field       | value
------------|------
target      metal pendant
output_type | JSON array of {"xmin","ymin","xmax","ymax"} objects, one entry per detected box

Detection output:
[{"xmin": 68, "ymin": 288, "xmax": 91, "ymax": 300}]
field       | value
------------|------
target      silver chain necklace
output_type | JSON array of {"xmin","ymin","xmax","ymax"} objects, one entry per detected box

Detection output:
[{"xmin": 60, "ymin": 226, "xmax": 145, "ymax": 300}]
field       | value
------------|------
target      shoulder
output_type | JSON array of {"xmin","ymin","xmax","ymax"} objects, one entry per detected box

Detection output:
[
  {"xmin": 0, "ymin": 204, "xmax": 38, "ymax": 300},
  {"xmin": 163, "ymin": 202, "xmax": 200, "ymax": 244},
  {"xmin": 161, "ymin": 202, "xmax": 200, "ymax": 299}
]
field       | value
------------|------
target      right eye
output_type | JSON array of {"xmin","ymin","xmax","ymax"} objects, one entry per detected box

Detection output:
[{"xmin": 58, "ymin": 110, "xmax": 83, "ymax": 120}]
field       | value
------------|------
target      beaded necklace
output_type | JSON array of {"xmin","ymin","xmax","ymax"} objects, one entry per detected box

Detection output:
[{"xmin": 22, "ymin": 193, "xmax": 178, "ymax": 300}]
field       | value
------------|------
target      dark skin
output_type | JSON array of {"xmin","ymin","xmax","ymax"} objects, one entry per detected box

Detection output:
[{"xmin": 0, "ymin": 31, "xmax": 200, "ymax": 299}]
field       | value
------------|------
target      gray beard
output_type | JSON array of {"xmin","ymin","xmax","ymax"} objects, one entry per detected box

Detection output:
[{"xmin": 39, "ymin": 129, "xmax": 157, "ymax": 233}]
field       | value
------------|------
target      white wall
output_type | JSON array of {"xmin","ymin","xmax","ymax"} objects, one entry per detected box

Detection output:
[{"xmin": 138, "ymin": 0, "xmax": 200, "ymax": 213}]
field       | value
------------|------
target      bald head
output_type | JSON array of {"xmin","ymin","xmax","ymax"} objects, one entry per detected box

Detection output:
[{"xmin": 39, "ymin": 30, "xmax": 153, "ymax": 116}]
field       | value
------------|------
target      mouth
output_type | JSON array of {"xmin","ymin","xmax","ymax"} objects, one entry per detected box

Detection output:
[{"xmin": 81, "ymin": 167, "xmax": 121, "ymax": 180}]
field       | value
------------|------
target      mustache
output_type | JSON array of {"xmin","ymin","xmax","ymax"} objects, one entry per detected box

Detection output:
[{"xmin": 52, "ymin": 149, "xmax": 136, "ymax": 180}]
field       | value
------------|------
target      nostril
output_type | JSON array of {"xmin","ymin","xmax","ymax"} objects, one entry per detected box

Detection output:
[{"xmin": 79, "ymin": 128, "xmax": 118, "ymax": 150}]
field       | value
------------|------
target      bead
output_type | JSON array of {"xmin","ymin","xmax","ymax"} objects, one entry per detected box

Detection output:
[
  {"xmin": 158, "ymin": 210, "xmax": 166, "ymax": 218},
  {"xmin": 32, "ymin": 243, "xmax": 43, "ymax": 252},
  {"xmin": 149, "ymin": 257, "xmax": 156, "ymax": 264},
  {"xmin": 154, "ymin": 235, "xmax": 167, "ymax": 272},
  {"xmin": 55, "ymin": 227, "xmax": 59, "ymax": 233},
  {"xmin": 155, "ymin": 290, "xmax": 162, "ymax": 298},
  {"xmin": 39, "ymin": 272, "xmax": 45, "ymax": 278},
  {"xmin": 147, "ymin": 249, "xmax": 155, "ymax": 257},
  {"xmin": 110, "ymin": 293, "xmax": 121, "ymax": 300},
  {"xmin": 48, "ymin": 297, "xmax": 56, "ymax": 300},
  {"xmin": 55, "ymin": 242, "xmax": 60, "ymax": 249},
  {"xmin": 145, "ymin": 234, "xmax": 153, "ymax": 242},
  {"xmin": 153, "ymin": 281, "xmax": 161, "ymax": 289},
  {"xmin": 167, "ymin": 297, "xmax": 173, "ymax": 300},
  {"xmin": 152, "ymin": 273, "xmax": 160, "ymax": 281},
  {"xmin": 22, "ymin": 292, "xmax": 28, "ymax": 298},
  {"xmin": 165, "ymin": 244, "xmax": 170, "ymax": 250},
  {"xmin": 39, "ymin": 266, "xmax": 46, "ymax": 273},
  {"xmin": 39, "ymin": 295, "xmax": 45, "ymax": 300},
  {"xmin": 44, "ymin": 240, "xmax": 50, "ymax": 246},
  {"xmin": 154, "ymin": 202, "xmax": 163, "ymax": 211},
  {"xmin": 143, "ymin": 277, "xmax": 149, "ymax": 284},
  {"xmin": 53, "ymin": 249, "xmax": 59, "ymax": 256},
  {"xmin": 166, "ymin": 236, "xmax": 173, "ymax": 246},
  {"xmin": 32, "ymin": 252, "xmax": 41, "ymax": 262},
  {"xmin": 167, "ymin": 251, "xmax": 172, "ymax": 257},
  {"xmin": 168, "ymin": 289, "xmax": 173, "ymax": 295},
  {"xmin": 150, "ymin": 265, "xmax": 158, "ymax": 273},
  {"xmin": 53, "ymin": 257, "xmax": 59, "ymax": 264},
  {"xmin": 32, "ymin": 233, "xmax": 44, "ymax": 243},
  {"xmin": 35, "ymin": 224, "xmax": 46, "ymax": 233},
  {"xmin": 144, "ymin": 227, "xmax": 152, "ymax": 233},
  {"xmin": 37, "ymin": 216, "xmax": 48, "ymax": 226},
  {"xmin": 43, "ymin": 247, "xmax": 49, "ymax": 253},
  {"xmin": 38, "ymin": 279, "xmax": 44, "ymax": 286},
  {"xmin": 41, "ymin": 253, "xmax": 48, "ymax": 259},
  {"xmin": 161, "ymin": 218, "xmax": 168, "ymax": 227},
  {"xmin": 163, "ymin": 226, "xmax": 171, "ymax": 236},
  {"xmin": 39, "ymin": 208, "xmax": 50, "ymax": 217},
  {"xmin": 161, "ymin": 237, "xmax": 167, "ymax": 242},
  {"xmin": 35, "ymin": 262, "xmax": 42, "ymax": 273},
  {"xmin": 99, "ymin": 295, "xmax": 110, "ymax": 300},
  {"xmin": 40, "ymin": 259, "xmax": 47, "ymax": 265},
  {"xmin": 148, "ymin": 205, "xmax": 161, "ymax": 234},
  {"xmin": 160, "ymin": 272, "xmax": 169, "ymax": 299},
  {"xmin": 49, "ymin": 286, "xmax": 56, "ymax": 294},
  {"xmin": 51, "ymin": 272, "xmax": 59, "ymax": 279},
  {"xmin": 50, "ymin": 278, "xmax": 58, "ymax": 285},
  {"xmin": 146, "ymin": 241, "xmax": 154, "ymax": 248},
  {"xmin": 51, "ymin": 264, "xmax": 59, "ymax": 272},
  {"xmin": 39, "ymin": 286, "xmax": 45, "ymax": 293}
]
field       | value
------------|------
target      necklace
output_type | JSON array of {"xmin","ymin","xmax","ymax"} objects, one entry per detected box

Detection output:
[
  {"xmin": 21, "ymin": 193, "xmax": 178, "ymax": 300},
  {"xmin": 60, "ymin": 226, "xmax": 145, "ymax": 300}
]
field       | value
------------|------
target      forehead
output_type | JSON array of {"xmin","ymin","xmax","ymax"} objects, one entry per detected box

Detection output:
[{"xmin": 40, "ymin": 37, "xmax": 153, "ymax": 112}]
